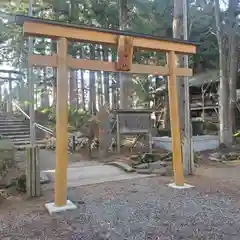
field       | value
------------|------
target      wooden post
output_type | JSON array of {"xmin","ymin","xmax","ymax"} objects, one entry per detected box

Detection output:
[
  {"xmin": 167, "ymin": 51, "xmax": 184, "ymax": 186},
  {"xmin": 26, "ymin": 146, "xmax": 40, "ymax": 197},
  {"xmin": 0, "ymin": 83, "xmax": 2, "ymax": 108},
  {"xmin": 54, "ymin": 37, "xmax": 69, "ymax": 207},
  {"xmin": 8, "ymin": 73, "xmax": 12, "ymax": 115},
  {"xmin": 116, "ymin": 113, "xmax": 120, "ymax": 154},
  {"xmin": 149, "ymin": 113, "xmax": 153, "ymax": 153}
]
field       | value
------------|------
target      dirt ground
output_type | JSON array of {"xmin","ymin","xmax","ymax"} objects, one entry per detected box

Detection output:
[{"xmin": 1, "ymin": 158, "xmax": 240, "ymax": 239}]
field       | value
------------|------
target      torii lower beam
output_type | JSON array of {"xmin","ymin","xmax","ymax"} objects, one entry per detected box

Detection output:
[{"xmin": 17, "ymin": 15, "xmax": 196, "ymax": 214}]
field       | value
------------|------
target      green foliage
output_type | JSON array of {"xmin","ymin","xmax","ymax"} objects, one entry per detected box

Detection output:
[
  {"xmin": 189, "ymin": 0, "xmax": 219, "ymax": 72},
  {"xmin": 132, "ymin": 75, "xmax": 154, "ymax": 107},
  {"xmin": 0, "ymin": 0, "xmax": 233, "ymax": 108},
  {"xmin": 0, "ymin": 0, "xmax": 221, "ymax": 72},
  {"xmin": 38, "ymin": 105, "xmax": 91, "ymax": 131},
  {"xmin": 68, "ymin": 106, "xmax": 91, "ymax": 129}
]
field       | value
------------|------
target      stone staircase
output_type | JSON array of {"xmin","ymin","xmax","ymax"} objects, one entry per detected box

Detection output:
[{"xmin": 0, "ymin": 113, "xmax": 47, "ymax": 150}]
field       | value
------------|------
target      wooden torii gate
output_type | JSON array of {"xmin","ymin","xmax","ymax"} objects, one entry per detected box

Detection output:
[
  {"xmin": 16, "ymin": 15, "xmax": 196, "ymax": 213},
  {"xmin": 0, "ymin": 70, "xmax": 24, "ymax": 114}
]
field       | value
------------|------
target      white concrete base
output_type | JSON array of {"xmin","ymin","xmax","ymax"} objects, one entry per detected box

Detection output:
[
  {"xmin": 45, "ymin": 200, "xmax": 77, "ymax": 215},
  {"xmin": 168, "ymin": 182, "xmax": 194, "ymax": 189}
]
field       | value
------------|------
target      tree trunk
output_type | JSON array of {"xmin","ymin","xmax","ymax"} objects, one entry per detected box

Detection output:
[
  {"xmin": 214, "ymin": 0, "xmax": 230, "ymax": 146},
  {"xmin": 75, "ymin": 70, "xmax": 79, "ymax": 108},
  {"xmin": 97, "ymin": 71, "xmax": 103, "ymax": 108},
  {"xmin": 173, "ymin": 0, "xmax": 184, "ymax": 129},
  {"xmin": 173, "ymin": 0, "xmax": 194, "ymax": 175},
  {"xmin": 80, "ymin": 70, "xmax": 85, "ymax": 110},
  {"xmin": 51, "ymin": 38, "xmax": 57, "ymax": 108},
  {"xmin": 228, "ymin": 0, "xmax": 238, "ymax": 138},
  {"xmin": 163, "ymin": 77, "xmax": 170, "ymax": 129},
  {"xmin": 96, "ymin": 46, "xmax": 104, "ymax": 108},
  {"xmin": 69, "ymin": 72, "xmax": 74, "ymax": 107},
  {"xmin": 79, "ymin": 48, "xmax": 85, "ymax": 110},
  {"xmin": 52, "ymin": 68, "xmax": 57, "ymax": 107},
  {"xmin": 173, "ymin": 0, "xmax": 184, "ymax": 133},
  {"xmin": 68, "ymin": 0, "xmax": 79, "ymax": 109},
  {"xmin": 111, "ymin": 49, "xmax": 119, "ymax": 109},
  {"xmin": 119, "ymin": 0, "xmax": 132, "ymax": 109},
  {"xmin": 114, "ymin": 73, "xmax": 120, "ymax": 109},
  {"xmin": 40, "ymin": 67, "xmax": 49, "ymax": 108},
  {"xmin": 102, "ymin": 46, "xmax": 110, "ymax": 104},
  {"xmin": 89, "ymin": 45, "xmax": 96, "ymax": 114},
  {"xmin": 69, "ymin": 70, "xmax": 78, "ymax": 108}
]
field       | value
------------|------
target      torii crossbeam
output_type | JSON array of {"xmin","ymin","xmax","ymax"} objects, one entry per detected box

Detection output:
[{"xmin": 16, "ymin": 15, "xmax": 196, "ymax": 213}]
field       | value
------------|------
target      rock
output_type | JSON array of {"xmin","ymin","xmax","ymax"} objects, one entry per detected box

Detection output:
[
  {"xmin": 40, "ymin": 172, "xmax": 50, "ymax": 184},
  {"xmin": 45, "ymin": 134, "xmax": 91, "ymax": 152},
  {"xmin": 219, "ymin": 143, "xmax": 227, "ymax": 149},
  {"xmin": 136, "ymin": 168, "xmax": 153, "ymax": 174},
  {"xmin": 75, "ymin": 131, "xmax": 84, "ymax": 137},
  {"xmin": 106, "ymin": 161, "xmax": 135, "ymax": 173},
  {"xmin": 209, "ymin": 152, "xmax": 224, "ymax": 162},
  {"xmin": 134, "ymin": 163, "xmax": 149, "ymax": 169},
  {"xmin": 208, "ymin": 157, "xmax": 219, "ymax": 162},
  {"xmin": 152, "ymin": 152, "xmax": 172, "ymax": 161},
  {"xmin": 152, "ymin": 152, "xmax": 172, "ymax": 162},
  {"xmin": 228, "ymin": 152, "xmax": 239, "ymax": 156},
  {"xmin": 0, "ymin": 191, "xmax": 6, "ymax": 204},
  {"xmin": 130, "ymin": 159, "xmax": 141, "ymax": 167},
  {"xmin": 165, "ymin": 165, "xmax": 173, "ymax": 176},
  {"xmin": 194, "ymin": 152, "xmax": 202, "ymax": 164},
  {"xmin": 140, "ymin": 153, "xmax": 154, "ymax": 163},
  {"xmin": 122, "ymin": 139, "xmax": 145, "ymax": 149},
  {"xmin": 226, "ymin": 152, "xmax": 240, "ymax": 161},
  {"xmin": 149, "ymin": 160, "xmax": 169, "ymax": 169},
  {"xmin": 152, "ymin": 167, "xmax": 168, "ymax": 176},
  {"xmin": 195, "ymin": 163, "xmax": 200, "ymax": 168},
  {"xmin": 130, "ymin": 154, "xmax": 140, "ymax": 160},
  {"xmin": 209, "ymin": 156, "xmax": 221, "ymax": 162}
]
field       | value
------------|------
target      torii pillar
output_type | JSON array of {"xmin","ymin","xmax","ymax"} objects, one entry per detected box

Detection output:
[{"xmin": 54, "ymin": 38, "xmax": 76, "ymax": 209}]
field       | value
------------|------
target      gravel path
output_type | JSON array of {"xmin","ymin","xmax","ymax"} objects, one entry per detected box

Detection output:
[{"xmin": 1, "ymin": 175, "xmax": 240, "ymax": 239}]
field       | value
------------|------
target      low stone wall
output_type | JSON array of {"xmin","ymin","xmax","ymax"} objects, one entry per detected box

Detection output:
[
  {"xmin": 153, "ymin": 135, "xmax": 219, "ymax": 152},
  {"xmin": 0, "ymin": 139, "xmax": 15, "ymax": 181}
]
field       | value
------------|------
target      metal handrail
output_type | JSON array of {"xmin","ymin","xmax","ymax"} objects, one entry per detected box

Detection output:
[
  {"xmin": 12, "ymin": 101, "xmax": 31, "ymax": 120},
  {"xmin": 12, "ymin": 100, "xmax": 54, "ymax": 136}
]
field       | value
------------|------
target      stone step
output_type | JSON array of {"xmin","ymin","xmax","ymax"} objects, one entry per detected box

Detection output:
[
  {"xmin": 0, "ymin": 114, "xmax": 46, "ymax": 150},
  {"xmin": 5, "ymin": 135, "xmax": 30, "ymax": 140},
  {"xmin": 0, "ymin": 120, "xmax": 26, "ymax": 125},
  {"xmin": 0, "ymin": 116, "xmax": 24, "ymax": 120},
  {"xmin": 15, "ymin": 143, "xmax": 47, "ymax": 150},
  {"xmin": 0, "ymin": 125, "xmax": 29, "ymax": 129},
  {"xmin": 13, "ymin": 139, "xmax": 47, "ymax": 145},
  {"xmin": 0, "ymin": 131, "xmax": 30, "ymax": 136},
  {"xmin": 0, "ymin": 127, "xmax": 30, "ymax": 132},
  {"xmin": 14, "ymin": 139, "xmax": 47, "ymax": 150},
  {"xmin": 11, "ymin": 140, "xmax": 44, "ymax": 146}
]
